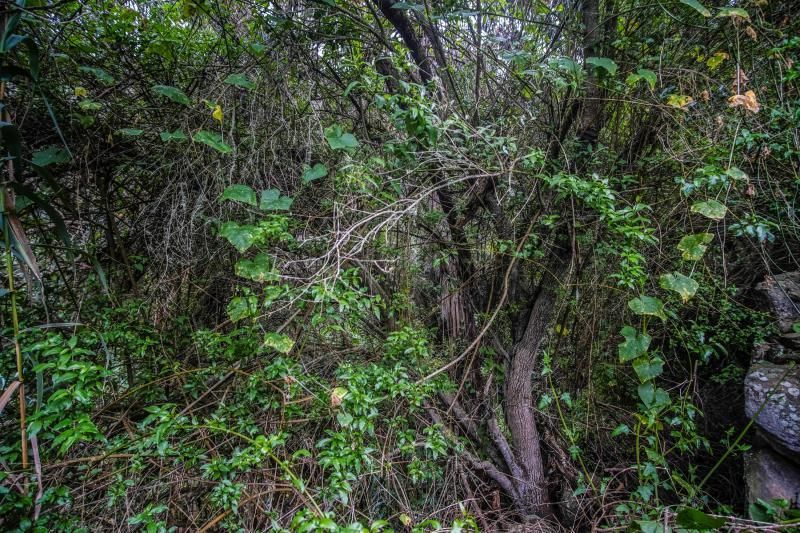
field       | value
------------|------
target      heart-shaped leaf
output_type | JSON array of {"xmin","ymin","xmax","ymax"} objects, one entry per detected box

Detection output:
[
  {"xmin": 224, "ymin": 73, "xmax": 255, "ymax": 90},
  {"xmin": 235, "ymin": 253, "xmax": 277, "ymax": 282},
  {"xmin": 264, "ymin": 332, "xmax": 294, "ymax": 354},
  {"xmin": 32, "ymin": 146, "xmax": 70, "ymax": 167},
  {"xmin": 618, "ymin": 326, "xmax": 651, "ymax": 362},
  {"xmin": 193, "ymin": 131, "xmax": 232, "ymax": 153},
  {"xmin": 628, "ymin": 295, "xmax": 667, "ymax": 320},
  {"xmin": 219, "ymin": 221, "xmax": 259, "ymax": 252},
  {"xmin": 152, "ymin": 84, "xmax": 190, "ymax": 105},
  {"xmin": 259, "ymin": 189, "xmax": 293, "ymax": 211},
  {"xmin": 659, "ymin": 272, "xmax": 699, "ymax": 302},
  {"xmin": 227, "ymin": 296, "xmax": 258, "ymax": 322},
  {"xmin": 633, "ymin": 356, "xmax": 664, "ymax": 382},
  {"xmin": 221, "ymin": 184, "xmax": 257, "ymax": 207},
  {"xmin": 302, "ymin": 163, "xmax": 328, "ymax": 183},
  {"xmin": 691, "ymin": 200, "xmax": 727, "ymax": 220},
  {"xmin": 677, "ymin": 233, "xmax": 713, "ymax": 260},
  {"xmin": 586, "ymin": 56, "xmax": 618, "ymax": 76},
  {"xmin": 324, "ymin": 125, "xmax": 359, "ymax": 152}
]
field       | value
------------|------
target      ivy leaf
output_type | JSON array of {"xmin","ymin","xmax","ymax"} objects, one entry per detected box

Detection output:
[
  {"xmin": 302, "ymin": 163, "xmax": 328, "ymax": 183},
  {"xmin": 586, "ymin": 57, "xmax": 618, "ymax": 76},
  {"xmin": 221, "ymin": 184, "xmax": 257, "ymax": 206},
  {"xmin": 152, "ymin": 84, "xmax": 190, "ymax": 105},
  {"xmin": 691, "ymin": 199, "xmax": 727, "ymax": 220},
  {"xmin": 659, "ymin": 272, "xmax": 699, "ymax": 303},
  {"xmin": 677, "ymin": 233, "xmax": 713, "ymax": 260},
  {"xmin": 628, "ymin": 295, "xmax": 667, "ymax": 321},
  {"xmin": 32, "ymin": 146, "xmax": 70, "ymax": 167},
  {"xmin": 227, "ymin": 296, "xmax": 258, "ymax": 322},
  {"xmin": 224, "ymin": 73, "xmax": 255, "ymax": 90},
  {"xmin": 264, "ymin": 332, "xmax": 294, "ymax": 354},
  {"xmin": 159, "ymin": 130, "xmax": 187, "ymax": 142},
  {"xmin": 259, "ymin": 189, "xmax": 293, "ymax": 211},
  {"xmin": 193, "ymin": 131, "xmax": 232, "ymax": 153},
  {"xmin": 679, "ymin": 0, "xmax": 711, "ymax": 17},
  {"xmin": 676, "ymin": 508, "xmax": 726, "ymax": 529},
  {"xmin": 219, "ymin": 221, "xmax": 259, "ymax": 252},
  {"xmin": 638, "ymin": 382, "xmax": 671, "ymax": 409},
  {"xmin": 618, "ymin": 326, "xmax": 651, "ymax": 362},
  {"xmin": 324, "ymin": 125, "xmax": 359, "ymax": 152},
  {"xmin": 633, "ymin": 356, "xmax": 664, "ymax": 382},
  {"xmin": 235, "ymin": 253, "xmax": 277, "ymax": 282}
]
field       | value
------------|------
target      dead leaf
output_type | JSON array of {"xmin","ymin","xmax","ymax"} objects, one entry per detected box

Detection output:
[
  {"xmin": 732, "ymin": 68, "xmax": 749, "ymax": 92},
  {"xmin": 745, "ymin": 26, "xmax": 758, "ymax": 41},
  {"xmin": 728, "ymin": 90, "xmax": 760, "ymax": 113},
  {"xmin": 700, "ymin": 90, "xmax": 710, "ymax": 102}
]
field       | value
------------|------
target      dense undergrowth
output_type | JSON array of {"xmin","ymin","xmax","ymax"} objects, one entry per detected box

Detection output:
[{"xmin": 2, "ymin": 0, "xmax": 800, "ymax": 531}]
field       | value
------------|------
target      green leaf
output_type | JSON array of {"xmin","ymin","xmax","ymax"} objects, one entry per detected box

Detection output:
[
  {"xmin": 677, "ymin": 233, "xmax": 713, "ymax": 261},
  {"xmin": 227, "ymin": 296, "xmax": 258, "ymax": 322},
  {"xmin": 676, "ymin": 508, "xmax": 726, "ymax": 530},
  {"xmin": 219, "ymin": 221, "xmax": 259, "ymax": 252},
  {"xmin": 659, "ymin": 272, "xmax": 699, "ymax": 303},
  {"xmin": 259, "ymin": 189, "xmax": 293, "ymax": 211},
  {"xmin": 618, "ymin": 326, "xmax": 651, "ymax": 362},
  {"xmin": 117, "ymin": 128, "xmax": 143, "ymax": 136},
  {"xmin": 224, "ymin": 73, "xmax": 255, "ymax": 90},
  {"xmin": 611, "ymin": 424, "xmax": 630, "ymax": 436},
  {"xmin": 691, "ymin": 200, "xmax": 727, "ymax": 221},
  {"xmin": 235, "ymin": 253, "xmax": 277, "ymax": 282},
  {"xmin": 324, "ymin": 125, "xmax": 360, "ymax": 152},
  {"xmin": 302, "ymin": 163, "xmax": 328, "ymax": 183},
  {"xmin": 792, "ymin": 322, "xmax": 800, "ymax": 334},
  {"xmin": 637, "ymin": 383, "xmax": 671, "ymax": 409},
  {"xmin": 633, "ymin": 357, "xmax": 664, "ymax": 382},
  {"xmin": 264, "ymin": 332, "xmax": 294, "ymax": 354},
  {"xmin": 717, "ymin": 7, "xmax": 749, "ymax": 18},
  {"xmin": 159, "ymin": 130, "xmax": 187, "ymax": 142},
  {"xmin": 221, "ymin": 184, "xmax": 257, "ymax": 206},
  {"xmin": 152, "ymin": 84, "xmax": 190, "ymax": 105},
  {"xmin": 586, "ymin": 57, "xmax": 618, "ymax": 76},
  {"xmin": 726, "ymin": 167, "xmax": 748, "ymax": 181},
  {"xmin": 193, "ymin": 131, "xmax": 232, "ymax": 153},
  {"xmin": 32, "ymin": 145, "xmax": 70, "ymax": 167},
  {"xmin": 679, "ymin": 0, "xmax": 711, "ymax": 17},
  {"xmin": 636, "ymin": 68, "xmax": 657, "ymax": 90},
  {"xmin": 79, "ymin": 66, "xmax": 114, "ymax": 85},
  {"xmin": 628, "ymin": 295, "xmax": 667, "ymax": 320}
]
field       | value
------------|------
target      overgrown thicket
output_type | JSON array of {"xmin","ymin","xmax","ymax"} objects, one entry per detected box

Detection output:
[{"xmin": 1, "ymin": 0, "xmax": 799, "ymax": 531}]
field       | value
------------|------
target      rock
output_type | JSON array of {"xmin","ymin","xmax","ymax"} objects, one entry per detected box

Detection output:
[
  {"xmin": 744, "ymin": 361, "xmax": 800, "ymax": 457},
  {"xmin": 753, "ymin": 342, "xmax": 800, "ymax": 364},
  {"xmin": 756, "ymin": 272, "xmax": 800, "ymax": 334},
  {"xmin": 745, "ymin": 449, "xmax": 800, "ymax": 506}
]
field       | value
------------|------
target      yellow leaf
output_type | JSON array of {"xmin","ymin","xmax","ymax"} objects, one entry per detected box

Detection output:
[
  {"xmin": 667, "ymin": 94, "xmax": 693, "ymax": 110},
  {"xmin": 212, "ymin": 104, "xmax": 223, "ymax": 123},
  {"xmin": 330, "ymin": 387, "xmax": 348, "ymax": 408},
  {"xmin": 74, "ymin": 86, "xmax": 88, "ymax": 97},
  {"xmin": 706, "ymin": 52, "xmax": 729, "ymax": 70},
  {"xmin": 727, "ymin": 90, "xmax": 760, "ymax": 113}
]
